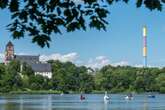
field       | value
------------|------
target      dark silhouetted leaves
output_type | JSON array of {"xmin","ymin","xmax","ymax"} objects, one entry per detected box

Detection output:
[
  {"xmin": 0, "ymin": 0, "xmax": 8, "ymax": 9},
  {"xmin": 9, "ymin": 0, "xmax": 19, "ymax": 12},
  {"xmin": 90, "ymin": 16, "xmax": 106, "ymax": 31},
  {"xmin": 95, "ymin": 8, "xmax": 109, "ymax": 18},
  {"xmin": 162, "ymin": 0, "xmax": 165, "ymax": 3},
  {"xmin": 0, "ymin": 0, "xmax": 165, "ymax": 47},
  {"xmin": 136, "ymin": 0, "xmax": 143, "ymax": 8},
  {"xmin": 144, "ymin": 0, "xmax": 162, "ymax": 11},
  {"xmin": 13, "ymin": 30, "xmax": 24, "ymax": 39},
  {"xmin": 32, "ymin": 34, "xmax": 51, "ymax": 48},
  {"xmin": 56, "ymin": 7, "xmax": 61, "ymax": 16}
]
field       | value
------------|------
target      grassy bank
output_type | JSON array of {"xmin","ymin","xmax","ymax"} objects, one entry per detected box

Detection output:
[
  {"xmin": 0, "ymin": 90, "xmax": 62, "ymax": 95},
  {"xmin": 0, "ymin": 90, "xmax": 164, "ymax": 95}
]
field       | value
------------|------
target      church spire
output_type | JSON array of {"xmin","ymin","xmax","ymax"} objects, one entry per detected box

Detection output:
[{"xmin": 6, "ymin": 41, "xmax": 14, "ymax": 47}]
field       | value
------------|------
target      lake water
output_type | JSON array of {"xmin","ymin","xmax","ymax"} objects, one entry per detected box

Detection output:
[{"xmin": 0, "ymin": 94, "xmax": 164, "ymax": 110}]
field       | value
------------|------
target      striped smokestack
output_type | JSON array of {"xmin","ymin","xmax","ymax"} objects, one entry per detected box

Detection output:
[{"xmin": 143, "ymin": 26, "xmax": 147, "ymax": 67}]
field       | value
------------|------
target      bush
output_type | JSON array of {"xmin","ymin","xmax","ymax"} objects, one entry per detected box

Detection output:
[{"xmin": 159, "ymin": 87, "xmax": 165, "ymax": 93}]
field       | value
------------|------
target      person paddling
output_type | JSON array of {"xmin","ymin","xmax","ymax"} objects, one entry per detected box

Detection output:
[
  {"xmin": 104, "ymin": 91, "xmax": 110, "ymax": 102},
  {"xmin": 80, "ymin": 92, "xmax": 85, "ymax": 100}
]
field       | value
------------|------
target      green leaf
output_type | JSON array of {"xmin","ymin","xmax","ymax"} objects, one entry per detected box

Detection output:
[
  {"xmin": 0, "ymin": 0, "xmax": 8, "ymax": 9},
  {"xmin": 32, "ymin": 34, "xmax": 51, "ymax": 48},
  {"xmin": 13, "ymin": 30, "xmax": 24, "ymax": 39},
  {"xmin": 9, "ymin": 0, "xmax": 19, "ymax": 12},
  {"xmin": 136, "ymin": 0, "xmax": 143, "ymax": 8}
]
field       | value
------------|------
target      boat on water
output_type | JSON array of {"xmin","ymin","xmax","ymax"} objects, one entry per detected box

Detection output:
[
  {"xmin": 147, "ymin": 92, "xmax": 156, "ymax": 98},
  {"xmin": 104, "ymin": 91, "xmax": 110, "ymax": 102},
  {"xmin": 125, "ymin": 93, "xmax": 133, "ymax": 100},
  {"xmin": 60, "ymin": 93, "xmax": 64, "ymax": 96},
  {"xmin": 148, "ymin": 94, "xmax": 156, "ymax": 98},
  {"xmin": 80, "ymin": 93, "xmax": 85, "ymax": 100}
]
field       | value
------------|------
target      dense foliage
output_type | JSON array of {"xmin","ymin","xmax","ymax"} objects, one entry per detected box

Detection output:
[
  {"xmin": 0, "ymin": 60, "xmax": 165, "ymax": 93},
  {"xmin": 0, "ymin": 60, "xmax": 95, "ymax": 93},
  {"xmin": 95, "ymin": 65, "xmax": 165, "ymax": 93},
  {"xmin": 0, "ymin": 0, "xmax": 165, "ymax": 47}
]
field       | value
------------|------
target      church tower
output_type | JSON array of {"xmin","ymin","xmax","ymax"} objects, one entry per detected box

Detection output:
[{"xmin": 5, "ymin": 41, "xmax": 14, "ymax": 63}]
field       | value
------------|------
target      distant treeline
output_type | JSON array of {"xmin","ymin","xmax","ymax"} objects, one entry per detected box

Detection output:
[{"xmin": 0, "ymin": 60, "xmax": 165, "ymax": 93}]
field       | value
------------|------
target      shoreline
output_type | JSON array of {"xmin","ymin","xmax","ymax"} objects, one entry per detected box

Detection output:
[{"xmin": 0, "ymin": 90, "xmax": 163, "ymax": 95}]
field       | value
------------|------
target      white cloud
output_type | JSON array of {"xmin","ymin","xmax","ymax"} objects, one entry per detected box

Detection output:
[
  {"xmin": 85, "ymin": 56, "xmax": 130, "ymax": 69},
  {"xmin": 16, "ymin": 52, "xmax": 30, "ymax": 55},
  {"xmin": 113, "ymin": 61, "xmax": 129, "ymax": 67},
  {"xmin": 134, "ymin": 64, "xmax": 143, "ymax": 68},
  {"xmin": 40, "ymin": 52, "xmax": 79, "ymax": 62},
  {"xmin": 0, "ymin": 51, "xmax": 150, "ymax": 69},
  {"xmin": 85, "ymin": 56, "xmax": 110, "ymax": 69}
]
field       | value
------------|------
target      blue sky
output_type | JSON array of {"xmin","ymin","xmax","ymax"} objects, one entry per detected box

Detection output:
[{"xmin": 1, "ymin": 1, "xmax": 165, "ymax": 68}]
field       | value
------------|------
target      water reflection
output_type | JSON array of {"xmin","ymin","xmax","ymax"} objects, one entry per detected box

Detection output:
[
  {"xmin": 0, "ymin": 94, "xmax": 164, "ymax": 110},
  {"xmin": 19, "ymin": 96, "xmax": 23, "ymax": 110},
  {"xmin": 103, "ymin": 101, "xmax": 109, "ymax": 110},
  {"xmin": 48, "ymin": 95, "xmax": 52, "ymax": 110}
]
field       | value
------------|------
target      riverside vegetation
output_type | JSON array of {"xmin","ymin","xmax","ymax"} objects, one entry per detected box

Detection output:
[{"xmin": 0, "ymin": 60, "xmax": 165, "ymax": 94}]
